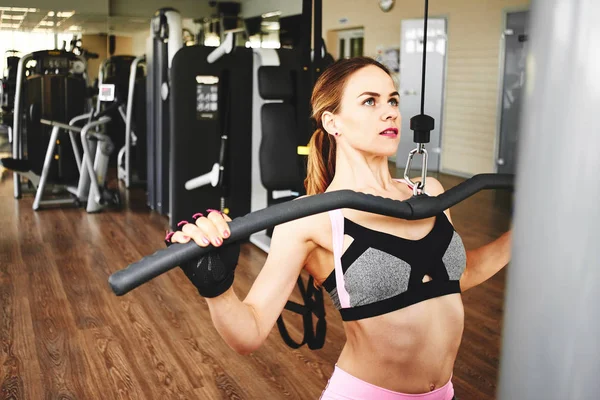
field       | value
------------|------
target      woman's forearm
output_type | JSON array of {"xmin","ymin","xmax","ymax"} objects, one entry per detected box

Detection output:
[
  {"xmin": 205, "ymin": 287, "xmax": 263, "ymax": 354},
  {"xmin": 461, "ymin": 230, "xmax": 512, "ymax": 291}
]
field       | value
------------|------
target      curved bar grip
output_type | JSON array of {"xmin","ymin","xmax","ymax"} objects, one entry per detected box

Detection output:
[{"xmin": 109, "ymin": 173, "xmax": 514, "ymax": 296}]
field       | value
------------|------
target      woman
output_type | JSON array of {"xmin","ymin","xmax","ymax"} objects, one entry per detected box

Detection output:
[{"xmin": 167, "ymin": 57, "xmax": 512, "ymax": 399}]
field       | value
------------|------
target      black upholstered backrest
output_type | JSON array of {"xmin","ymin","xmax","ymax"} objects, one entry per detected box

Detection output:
[{"xmin": 258, "ymin": 66, "xmax": 302, "ymax": 191}]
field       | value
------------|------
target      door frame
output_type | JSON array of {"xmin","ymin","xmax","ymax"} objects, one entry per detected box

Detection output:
[
  {"xmin": 493, "ymin": 6, "xmax": 530, "ymax": 173},
  {"xmin": 336, "ymin": 27, "xmax": 364, "ymax": 59}
]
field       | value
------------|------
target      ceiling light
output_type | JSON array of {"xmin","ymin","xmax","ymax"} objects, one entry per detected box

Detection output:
[
  {"xmin": 261, "ymin": 11, "xmax": 281, "ymax": 18},
  {"xmin": 0, "ymin": 7, "xmax": 37, "ymax": 12},
  {"xmin": 57, "ymin": 11, "xmax": 74, "ymax": 18},
  {"xmin": 47, "ymin": 11, "xmax": 55, "ymax": 17},
  {"xmin": 2, "ymin": 15, "xmax": 25, "ymax": 20}
]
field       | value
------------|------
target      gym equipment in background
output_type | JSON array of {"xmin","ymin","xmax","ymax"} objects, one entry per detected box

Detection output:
[
  {"xmin": 4, "ymin": 50, "xmax": 89, "ymax": 200},
  {"xmin": 120, "ymin": 55, "xmax": 147, "ymax": 188},
  {"xmin": 146, "ymin": 8, "xmax": 183, "ymax": 215},
  {"xmin": 169, "ymin": 31, "xmax": 253, "ymax": 231}
]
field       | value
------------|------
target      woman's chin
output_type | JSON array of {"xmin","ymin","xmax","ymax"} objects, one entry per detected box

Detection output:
[{"xmin": 378, "ymin": 146, "xmax": 400, "ymax": 158}]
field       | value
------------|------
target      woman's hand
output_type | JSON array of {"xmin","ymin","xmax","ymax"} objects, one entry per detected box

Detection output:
[
  {"xmin": 168, "ymin": 209, "xmax": 232, "ymax": 248},
  {"xmin": 165, "ymin": 209, "xmax": 240, "ymax": 298}
]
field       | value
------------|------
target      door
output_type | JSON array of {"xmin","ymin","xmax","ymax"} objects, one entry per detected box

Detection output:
[
  {"xmin": 396, "ymin": 19, "xmax": 447, "ymax": 174},
  {"xmin": 337, "ymin": 28, "xmax": 364, "ymax": 59},
  {"xmin": 497, "ymin": 11, "xmax": 529, "ymax": 174}
]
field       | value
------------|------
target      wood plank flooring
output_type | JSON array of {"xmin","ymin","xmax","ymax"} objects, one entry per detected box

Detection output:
[{"xmin": 0, "ymin": 168, "xmax": 512, "ymax": 399}]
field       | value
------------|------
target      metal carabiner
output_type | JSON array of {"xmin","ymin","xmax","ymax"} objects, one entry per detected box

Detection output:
[{"xmin": 403, "ymin": 144, "xmax": 429, "ymax": 196}]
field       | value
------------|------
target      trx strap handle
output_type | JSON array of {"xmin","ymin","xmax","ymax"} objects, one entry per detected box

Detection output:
[
  {"xmin": 276, "ymin": 276, "xmax": 326, "ymax": 350},
  {"xmin": 109, "ymin": 173, "xmax": 513, "ymax": 296}
]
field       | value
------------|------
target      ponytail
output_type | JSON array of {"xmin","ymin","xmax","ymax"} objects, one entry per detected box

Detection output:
[{"xmin": 304, "ymin": 128, "xmax": 336, "ymax": 195}]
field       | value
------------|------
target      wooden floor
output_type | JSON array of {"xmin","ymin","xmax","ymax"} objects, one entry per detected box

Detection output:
[{"xmin": 0, "ymin": 169, "xmax": 512, "ymax": 399}]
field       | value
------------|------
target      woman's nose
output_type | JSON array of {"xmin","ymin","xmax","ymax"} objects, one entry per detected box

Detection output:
[{"xmin": 382, "ymin": 105, "xmax": 400, "ymax": 121}]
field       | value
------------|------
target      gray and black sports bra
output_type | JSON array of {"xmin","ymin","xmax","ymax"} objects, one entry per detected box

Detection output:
[{"xmin": 322, "ymin": 185, "xmax": 467, "ymax": 321}]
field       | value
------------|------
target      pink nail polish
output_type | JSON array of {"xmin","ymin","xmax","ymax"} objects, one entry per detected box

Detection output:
[
  {"xmin": 192, "ymin": 213, "xmax": 204, "ymax": 219},
  {"xmin": 223, "ymin": 230, "xmax": 230, "ymax": 238},
  {"xmin": 177, "ymin": 220, "xmax": 189, "ymax": 227},
  {"xmin": 202, "ymin": 237, "xmax": 210, "ymax": 245}
]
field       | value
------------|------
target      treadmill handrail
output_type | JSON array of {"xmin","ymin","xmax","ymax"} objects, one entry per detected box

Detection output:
[
  {"xmin": 40, "ymin": 118, "xmax": 83, "ymax": 132},
  {"xmin": 108, "ymin": 173, "xmax": 514, "ymax": 296},
  {"xmin": 79, "ymin": 116, "xmax": 112, "ymax": 204}
]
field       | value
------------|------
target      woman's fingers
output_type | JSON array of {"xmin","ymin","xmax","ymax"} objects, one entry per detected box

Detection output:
[
  {"xmin": 206, "ymin": 210, "xmax": 232, "ymax": 239},
  {"xmin": 185, "ymin": 215, "xmax": 221, "ymax": 247},
  {"xmin": 170, "ymin": 230, "xmax": 193, "ymax": 244},
  {"xmin": 169, "ymin": 210, "xmax": 232, "ymax": 247}
]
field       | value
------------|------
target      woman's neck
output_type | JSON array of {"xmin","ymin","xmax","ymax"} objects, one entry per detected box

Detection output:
[{"xmin": 329, "ymin": 149, "xmax": 397, "ymax": 192}]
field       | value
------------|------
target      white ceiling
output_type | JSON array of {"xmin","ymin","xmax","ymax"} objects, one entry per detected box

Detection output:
[
  {"xmin": 0, "ymin": 1, "xmax": 225, "ymax": 35},
  {"xmin": 0, "ymin": 1, "xmax": 304, "ymax": 36}
]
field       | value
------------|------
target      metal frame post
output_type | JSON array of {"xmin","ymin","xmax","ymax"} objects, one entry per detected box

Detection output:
[{"xmin": 498, "ymin": 0, "xmax": 600, "ymax": 397}]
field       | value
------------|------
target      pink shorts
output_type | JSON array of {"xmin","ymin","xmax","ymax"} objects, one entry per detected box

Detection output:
[{"xmin": 320, "ymin": 365, "xmax": 455, "ymax": 400}]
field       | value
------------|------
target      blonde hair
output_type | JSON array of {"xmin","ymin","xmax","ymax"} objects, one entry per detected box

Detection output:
[{"xmin": 304, "ymin": 57, "xmax": 392, "ymax": 195}]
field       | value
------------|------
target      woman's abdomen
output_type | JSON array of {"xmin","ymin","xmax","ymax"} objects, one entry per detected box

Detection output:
[{"xmin": 337, "ymin": 294, "xmax": 465, "ymax": 394}]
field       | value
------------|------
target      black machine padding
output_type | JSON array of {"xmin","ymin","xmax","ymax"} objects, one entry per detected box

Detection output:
[
  {"xmin": 258, "ymin": 66, "xmax": 294, "ymax": 100},
  {"xmin": 260, "ymin": 103, "xmax": 301, "ymax": 190},
  {"xmin": 25, "ymin": 73, "xmax": 86, "ymax": 180}
]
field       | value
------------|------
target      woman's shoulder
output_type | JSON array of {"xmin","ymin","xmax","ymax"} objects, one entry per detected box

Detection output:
[{"xmin": 274, "ymin": 194, "xmax": 334, "ymax": 236}]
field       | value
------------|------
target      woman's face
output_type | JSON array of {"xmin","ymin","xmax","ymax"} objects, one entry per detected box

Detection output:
[{"xmin": 326, "ymin": 65, "xmax": 401, "ymax": 157}]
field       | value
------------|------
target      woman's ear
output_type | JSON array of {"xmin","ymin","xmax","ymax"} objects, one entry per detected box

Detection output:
[{"xmin": 322, "ymin": 111, "xmax": 338, "ymax": 136}]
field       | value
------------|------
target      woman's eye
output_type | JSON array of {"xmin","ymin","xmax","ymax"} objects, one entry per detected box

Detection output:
[
  {"xmin": 389, "ymin": 98, "xmax": 399, "ymax": 107},
  {"xmin": 363, "ymin": 98, "xmax": 375, "ymax": 106}
]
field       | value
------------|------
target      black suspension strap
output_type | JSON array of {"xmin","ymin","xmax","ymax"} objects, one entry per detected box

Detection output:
[{"xmin": 276, "ymin": 276, "xmax": 326, "ymax": 349}]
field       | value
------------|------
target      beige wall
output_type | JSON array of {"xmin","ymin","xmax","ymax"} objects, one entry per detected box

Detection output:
[
  {"xmin": 131, "ymin": 30, "xmax": 149, "ymax": 57},
  {"xmin": 81, "ymin": 34, "xmax": 108, "ymax": 83},
  {"xmin": 113, "ymin": 36, "xmax": 133, "ymax": 56},
  {"xmin": 81, "ymin": 34, "xmax": 135, "ymax": 82},
  {"xmin": 323, "ymin": 0, "xmax": 530, "ymax": 176}
]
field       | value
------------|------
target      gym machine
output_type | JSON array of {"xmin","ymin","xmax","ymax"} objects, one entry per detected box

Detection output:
[
  {"xmin": 146, "ymin": 8, "xmax": 183, "ymax": 215},
  {"xmin": 169, "ymin": 30, "xmax": 253, "ymax": 231},
  {"xmin": 3, "ymin": 50, "xmax": 89, "ymax": 200},
  {"xmin": 119, "ymin": 55, "xmax": 147, "ymax": 188}
]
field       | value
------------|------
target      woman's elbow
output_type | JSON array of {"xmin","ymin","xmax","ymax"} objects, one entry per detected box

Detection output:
[{"xmin": 228, "ymin": 337, "xmax": 262, "ymax": 355}]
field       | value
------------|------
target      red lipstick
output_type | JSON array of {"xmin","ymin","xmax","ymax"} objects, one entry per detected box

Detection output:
[{"xmin": 379, "ymin": 128, "xmax": 398, "ymax": 137}]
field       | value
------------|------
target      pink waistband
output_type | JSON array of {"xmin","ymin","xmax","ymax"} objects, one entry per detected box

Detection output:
[{"xmin": 320, "ymin": 365, "xmax": 454, "ymax": 400}]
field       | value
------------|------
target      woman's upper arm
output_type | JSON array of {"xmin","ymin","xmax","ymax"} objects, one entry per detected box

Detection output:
[{"xmin": 241, "ymin": 216, "xmax": 317, "ymax": 343}]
